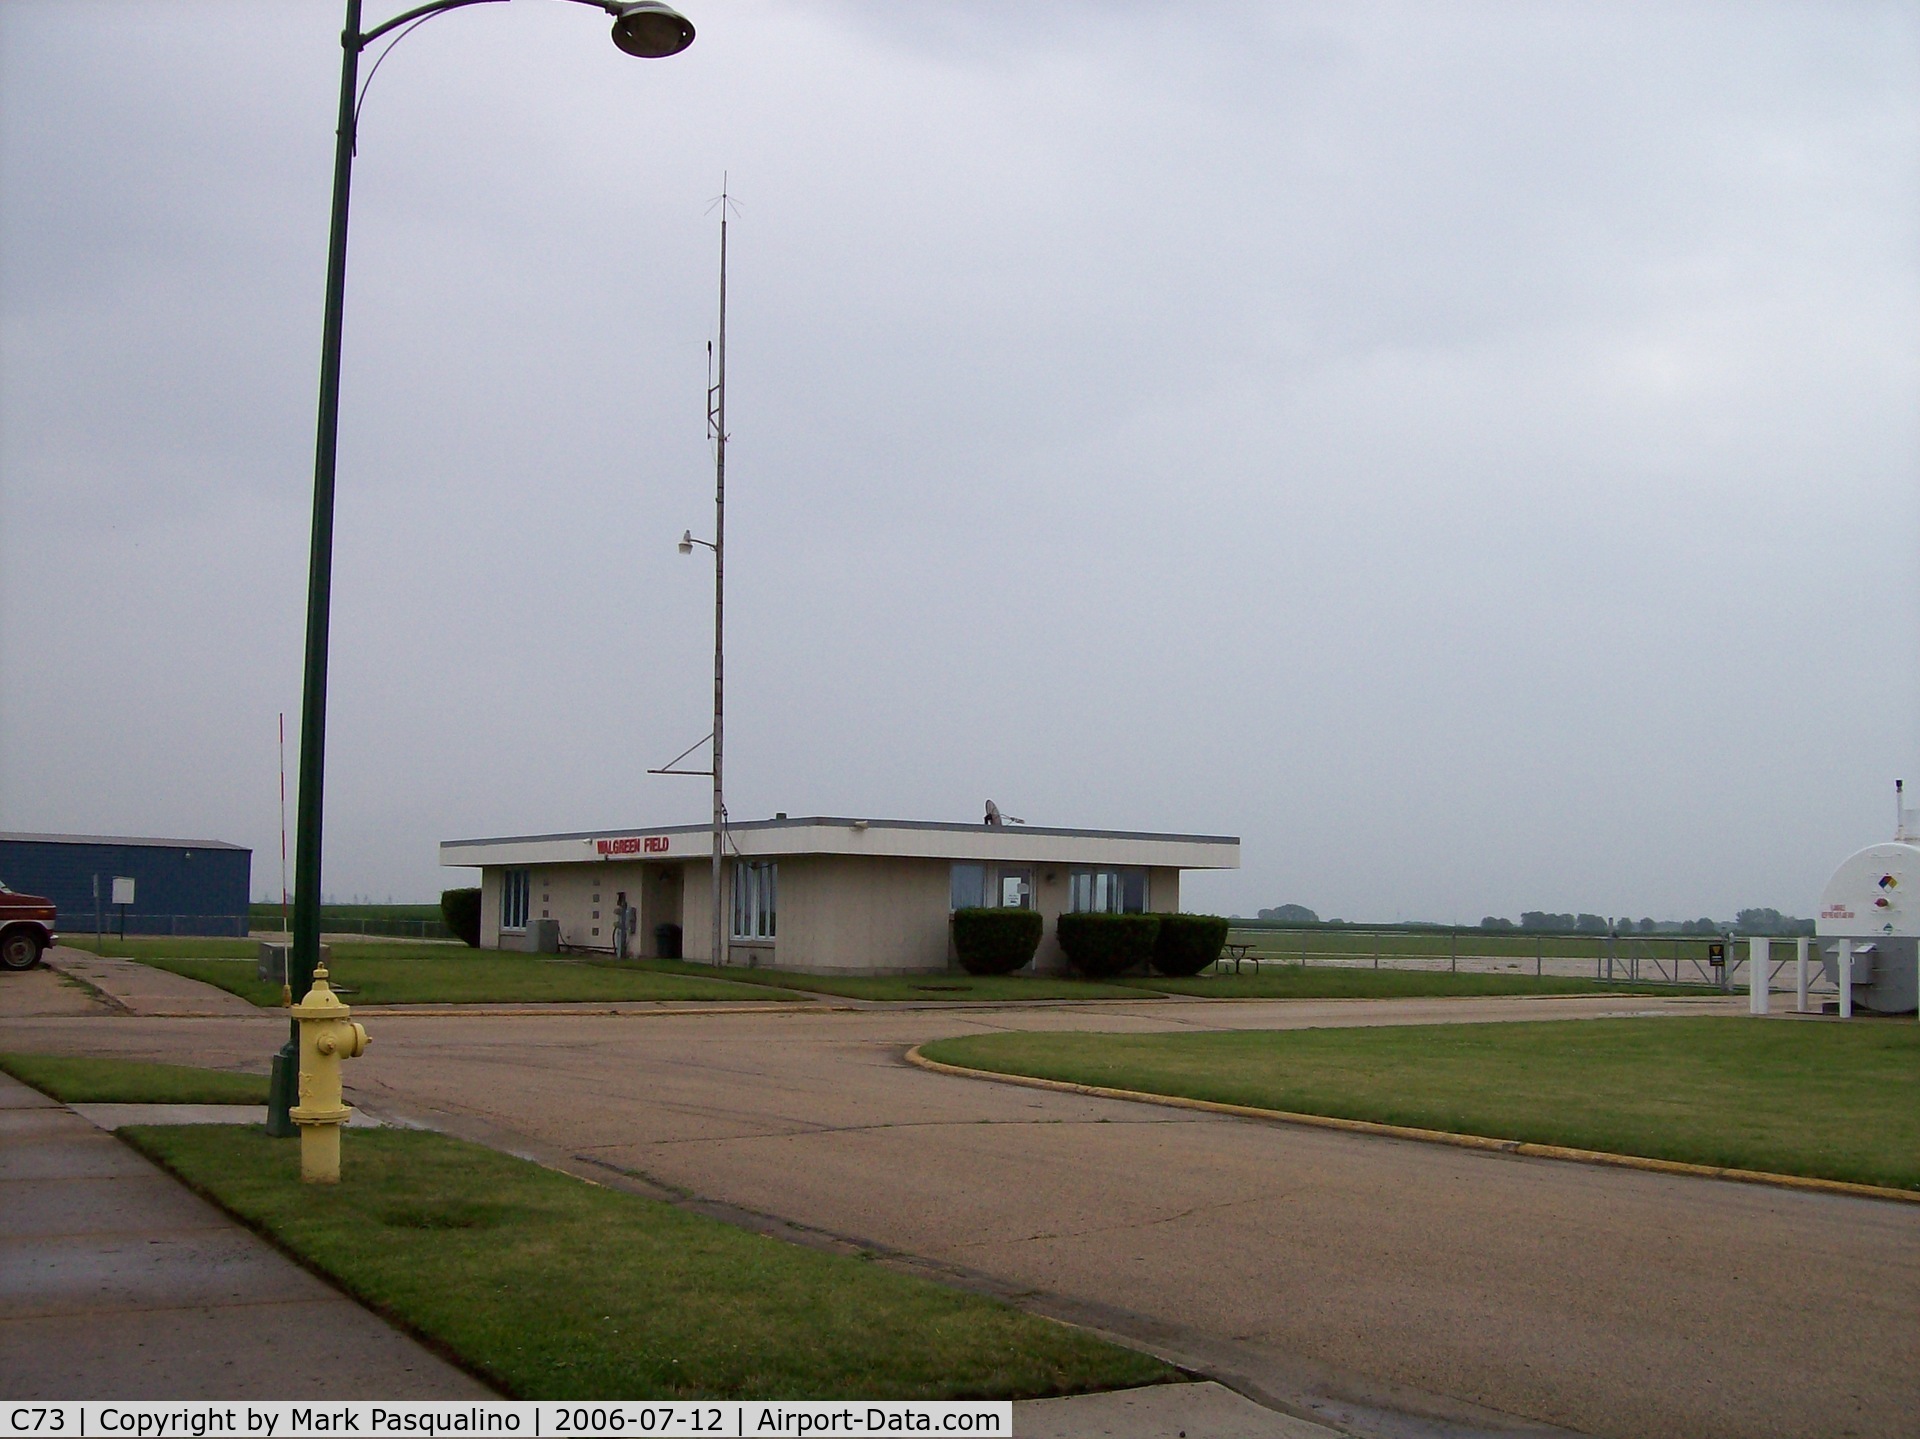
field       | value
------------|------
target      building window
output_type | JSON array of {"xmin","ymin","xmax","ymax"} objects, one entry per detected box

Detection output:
[
  {"xmin": 949, "ymin": 863, "xmax": 986, "ymax": 910},
  {"xmin": 732, "ymin": 861, "xmax": 777, "ymax": 940},
  {"xmin": 1068, "ymin": 869, "xmax": 1147, "ymax": 914},
  {"xmin": 501, "ymin": 868, "xmax": 530, "ymax": 931}
]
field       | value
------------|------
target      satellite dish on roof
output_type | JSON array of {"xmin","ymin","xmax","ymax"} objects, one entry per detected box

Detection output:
[{"xmin": 983, "ymin": 801, "xmax": 1025, "ymax": 827}]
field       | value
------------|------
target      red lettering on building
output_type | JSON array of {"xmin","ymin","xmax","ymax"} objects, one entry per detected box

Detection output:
[{"xmin": 595, "ymin": 836, "xmax": 668, "ymax": 857}]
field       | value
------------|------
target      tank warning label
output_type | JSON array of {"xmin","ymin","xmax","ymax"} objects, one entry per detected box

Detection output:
[{"xmin": 1821, "ymin": 905, "xmax": 1855, "ymax": 921}]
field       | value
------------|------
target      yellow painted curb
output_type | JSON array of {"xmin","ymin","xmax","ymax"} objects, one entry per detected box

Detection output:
[{"xmin": 904, "ymin": 1046, "xmax": 1920, "ymax": 1207}]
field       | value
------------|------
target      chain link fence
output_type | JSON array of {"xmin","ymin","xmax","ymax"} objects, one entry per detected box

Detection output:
[
  {"xmin": 1225, "ymin": 925, "xmax": 1837, "ymax": 996},
  {"xmin": 247, "ymin": 917, "xmax": 454, "ymax": 940},
  {"xmin": 71, "ymin": 914, "xmax": 251, "ymax": 938},
  {"xmin": 67, "ymin": 914, "xmax": 453, "ymax": 941}
]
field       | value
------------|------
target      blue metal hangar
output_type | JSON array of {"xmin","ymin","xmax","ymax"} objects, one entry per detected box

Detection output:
[{"xmin": 0, "ymin": 832, "xmax": 253, "ymax": 937}]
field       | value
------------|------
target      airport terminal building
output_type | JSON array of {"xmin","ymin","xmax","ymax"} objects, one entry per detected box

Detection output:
[{"xmin": 440, "ymin": 816, "xmax": 1240, "ymax": 974}]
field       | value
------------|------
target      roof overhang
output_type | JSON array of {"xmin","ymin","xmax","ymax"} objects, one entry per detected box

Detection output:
[{"xmin": 441, "ymin": 816, "xmax": 1239, "ymax": 872}]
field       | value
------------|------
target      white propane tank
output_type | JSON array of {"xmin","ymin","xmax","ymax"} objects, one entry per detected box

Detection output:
[{"xmin": 1815, "ymin": 840, "xmax": 1920, "ymax": 1015}]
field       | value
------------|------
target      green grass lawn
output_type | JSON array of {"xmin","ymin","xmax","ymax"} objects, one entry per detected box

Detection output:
[
  {"xmin": 125, "ymin": 1125, "xmax": 1172, "ymax": 1400},
  {"xmin": 621, "ymin": 960, "xmax": 1677, "ymax": 1002},
  {"xmin": 61, "ymin": 936, "xmax": 1703, "ymax": 1006},
  {"xmin": 0, "ymin": 1052, "xmax": 269, "ymax": 1104},
  {"xmin": 1228, "ymin": 926, "xmax": 1738, "ymax": 965},
  {"xmin": 615, "ymin": 959, "xmax": 1148, "ymax": 1002},
  {"xmin": 130, "ymin": 952, "xmax": 802, "ymax": 1007},
  {"xmin": 1115, "ymin": 969, "xmax": 1696, "ymax": 1000},
  {"xmin": 62, "ymin": 936, "xmax": 487, "ymax": 963},
  {"xmin": 921, "ymin": 1017, "xmax": 1920, "ymax": 1191}
]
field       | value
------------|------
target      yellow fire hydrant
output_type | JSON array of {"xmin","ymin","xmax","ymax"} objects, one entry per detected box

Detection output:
[{"xmin": 288, "ymin": 964, "xmax": 369, "ymax": 1183}]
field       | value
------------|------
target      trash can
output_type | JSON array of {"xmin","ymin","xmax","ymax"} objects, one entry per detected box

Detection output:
[{"xmin": 654, "ymin": 922, "xmax": 682, "ymax": 959}]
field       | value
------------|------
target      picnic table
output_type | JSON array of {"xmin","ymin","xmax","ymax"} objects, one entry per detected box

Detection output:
[{"xmin": 1218, "ymin": 942, "xmax": 1260, "ymax": 974}]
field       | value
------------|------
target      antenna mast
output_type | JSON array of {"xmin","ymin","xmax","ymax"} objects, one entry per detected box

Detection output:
[
  {"xmin": 707, "ymin": 178, "xmax": 730, "ymax": 969},
  {"xmin": 279, "ymin": 713, "xmax": 291, "ymax": 1001}
]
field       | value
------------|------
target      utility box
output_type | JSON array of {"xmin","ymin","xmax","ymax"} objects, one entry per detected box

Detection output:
[
  {"xmin": 257, "ymin": 941, "xmax": 330, "ymax": 984},
  {"xmin": 526, "ymin": 919, "xmax": 560, "ymax": 954}
]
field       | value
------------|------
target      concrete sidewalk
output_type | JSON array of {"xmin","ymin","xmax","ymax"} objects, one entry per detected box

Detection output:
[
  {"xmin": 0, "ymin": 1072, "xmax": 1336, "ymax": 1435},
  {"xmin": 0, "ymin": 1070, "xmax": 490, "ymax": 1399},
  {"xmin": 41, "ymin": 948, "xmax": 264, "ymax": 1018}
]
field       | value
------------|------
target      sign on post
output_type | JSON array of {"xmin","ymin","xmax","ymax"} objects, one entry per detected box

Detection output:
[{"xmin": 111, "ymin": 877, "xmax": 135, "ymax": 906}]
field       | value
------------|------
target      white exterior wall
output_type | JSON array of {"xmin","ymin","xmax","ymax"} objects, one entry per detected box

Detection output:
[
  {"xmin": 776, "ymin": 855, "xmax": 949, "ymax": 974},
  {"xmin": 1032, "ymin": 866, "xmax": 1069, "ymax": 972},
  {"xmin": 473, "ymin": 854, "xmax": 1195, "ymax": 968},
  {"xmin": 1151, "ymin": 867, "xmax": 1181, "ymax": 915},
  {"xmin": 479, "ymin": 866, "xmax": 501, "ymax": 949},
  {"xmin": 449, "ymin": 817, "xmax": 1232, "ymax": 974},
  {"xmin": 479, "ymin": 861, "xmax": 671, "ymax": 954},
  {"xmin": 684, "ymin": 860, "xmax": 716, "ymax": 964}
]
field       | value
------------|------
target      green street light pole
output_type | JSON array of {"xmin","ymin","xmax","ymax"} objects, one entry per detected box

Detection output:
[{"xmin": 267, "ymin": 0, "xmax": 695, "ymax": 1136}]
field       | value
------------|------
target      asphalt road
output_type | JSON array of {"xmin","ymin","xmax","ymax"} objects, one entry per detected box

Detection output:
[{"xmin": 3, "ymin": 969, "xmax": 1912, "ymax": 1438}]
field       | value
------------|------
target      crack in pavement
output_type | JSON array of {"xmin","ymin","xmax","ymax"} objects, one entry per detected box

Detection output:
[
  {"xmin": 948, "ymin": 1191, "xmax": 1283, "ymax": 1252},
  {"xmin": 605, "ymin": 1109, "xmax": 1191, "ymax": 1148}
]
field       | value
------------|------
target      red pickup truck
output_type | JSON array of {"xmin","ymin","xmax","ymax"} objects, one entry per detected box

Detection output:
[{"xmin": 0, "ymin": 881, "xmax": 57, "ymax": 970}]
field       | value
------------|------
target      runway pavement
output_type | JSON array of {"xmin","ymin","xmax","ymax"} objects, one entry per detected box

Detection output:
[{"xmin": 2, "ymin": 963, "xmax": 1912, "ymax": 1437}]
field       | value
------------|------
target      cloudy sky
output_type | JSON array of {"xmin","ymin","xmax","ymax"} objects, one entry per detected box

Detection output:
[{"xmin": 2, "ymin": 0, "xmax": 1916, "ymax": 923}]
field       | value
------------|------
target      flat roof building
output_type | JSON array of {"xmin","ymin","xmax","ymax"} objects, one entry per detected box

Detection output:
[
  {"xmin": 0, "ymin": 832, "xmax": 252, "ymax": 938},
  {"xmin": 440, "ymin": 815, "xmax": 1239, "ymax": 974}
]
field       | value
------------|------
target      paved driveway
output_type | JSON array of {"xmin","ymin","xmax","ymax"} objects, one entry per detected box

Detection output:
[{"xmin": 2, "ymin": 983, "xmax": 1912, "ymax": 1437}]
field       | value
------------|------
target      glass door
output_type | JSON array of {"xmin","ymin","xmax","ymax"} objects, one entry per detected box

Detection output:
[{"xmin": 996, "ymin": 866, "xmax": 1033, "ymax": 909}]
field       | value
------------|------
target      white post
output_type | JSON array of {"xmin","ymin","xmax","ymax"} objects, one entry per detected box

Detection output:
[
  {"xmin": 1837, "ymin": 938, "xmax": 1853, "ymax": 1019},
  {"xmin": 1795, "ymin": 936, "xmax": 1809, "ymax": 1013},
  {"xmin": 1748, "ymin": 936, "xmax": 1770, "ymax": 1015}
]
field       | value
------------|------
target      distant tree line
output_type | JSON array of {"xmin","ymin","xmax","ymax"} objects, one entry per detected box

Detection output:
[
  {"xmin": 1249, "ymin": 903, "xmax": 1813, "ymax": 936},
  {"xmin": 1483, "ymin": 909, "xmax": 1813, "ymax": 937},
  {"xmin": 1256, "ymin": 904, "xmax": 1320, "ymax": 923}
]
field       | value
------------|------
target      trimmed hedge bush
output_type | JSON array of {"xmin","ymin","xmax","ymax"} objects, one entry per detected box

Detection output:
[
  {"xmin": 952, "ymin": 907, "xmax": 1044, "ymax": 975},
  {"xmin": 1152, "ymin": 913, "xmax": 1230, "ymax": 976},
  {"xmin": 440, "ymin": 887, "xmax": 481, "ymax": 948},
  {"xmin": 1056, "ymin": 912, "xmax": 1161, "ymax": 979}
]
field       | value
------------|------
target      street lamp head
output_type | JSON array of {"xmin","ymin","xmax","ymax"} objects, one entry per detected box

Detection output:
[
  {"xmin": 679, "ymin": 530, "xmax": 695, "ymax": 554},
  {"xmin": 610, "ymin": 2, "xmax": 695, "ymax": 58}
]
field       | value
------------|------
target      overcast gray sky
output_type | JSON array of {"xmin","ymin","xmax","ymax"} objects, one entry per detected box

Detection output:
[{"xmin": 3, "ymin": 0, "xmax": 1916, "ymax": 922}]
